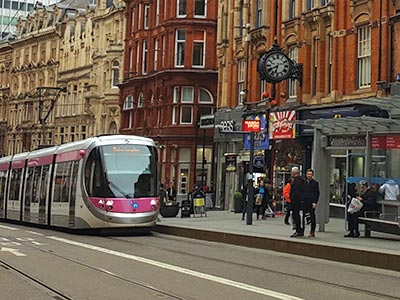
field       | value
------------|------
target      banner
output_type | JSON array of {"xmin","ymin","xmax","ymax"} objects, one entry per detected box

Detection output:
[{"xmin": 269, "ymin": 110, "xmax": 296, "ymax": 139}]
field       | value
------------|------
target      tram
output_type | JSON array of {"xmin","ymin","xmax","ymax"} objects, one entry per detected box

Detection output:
[{"xmin": 0, "ymin": 135, "xmax": 160, "ymax": 231}]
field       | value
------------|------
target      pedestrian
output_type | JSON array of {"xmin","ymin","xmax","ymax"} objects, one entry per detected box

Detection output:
[
  {"xmin": 254, "ymin": 179, "xmax": 267, "ymax": 220},
  {"xmin": 378, "ymin": 179, "xmax": 399, "ymax": 201},
  {"xmin": 345, "ymin": 180, "xmax": 377, "ymax": 238},
  {"xmin": 262, "ymin": 178, "xmax": 274, "ymax": 219},
  {"xmin": 241, "ymin": 184, "xmax": 248, "ymax": 221},
  {"xmin": 289, "ymin": 166, "xmax": 306, "ymax": 237},
  {"xmin": 303, "ymin": 169, "xmax": 320, "ymax": 237},
  {"xmin": 166, "ymin": 181, "xmax": 177, "ymax": 202},
  {"xmin": 283, "ymin": 179, "xmax": 292, "ymax": 225},
  {"xmin": 159, "ymin": 183, "xmax": 168, "ymax": 207}
]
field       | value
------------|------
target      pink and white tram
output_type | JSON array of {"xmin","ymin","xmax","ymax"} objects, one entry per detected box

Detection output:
[{"xmin": 0, "ymin": 135, "xmax": 160, "ymax": 230}]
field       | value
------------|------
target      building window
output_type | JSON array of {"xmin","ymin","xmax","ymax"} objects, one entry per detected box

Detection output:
[
  {"xmin": 312, "ymin": 38, "xmax": 318, "ymax": 96},
  {"xmin": 172, "ymin": 86, "xmax": 179, "ymax": 124},
  {"xmin": 328, "ymin": 33, "xmax": 333, "ymax": 93},
  {"xmin": 237, "ymin": 59, "xmax": 245, "ymax": 105},
  {"xmin": 307, "ymin": 0, "xmax": 315, "ymax": 10},
  {"xmin": 198, "ymin": 88, "xmax": 213, "ymax": 104},
  {"xmin": 288, "ymin": 47, "xmax": 298, "ymax": 99},
  {"xmin": 144, "ymin": 4, "xmax": 150, "ymax": 29},
  {"xmin": 198, "ymin": 88, "xmax": 213, "ymax": 117},
  {"xmin": 289, "ymin": 0, "xmax": 296, "ymax": 19},
  {"xmin": 106, "ymin": 0, "xmax": 113, "ymax": 8},
  {"xmin": 112, "ymin": 61, "xmax": 119, "ymax": 87},
  {"xmin": 181, "ymin": 106, "xmax": 193, "ymax": 124},
  {"xmin": 156, "ymin": 0, "xmax": 160, "ymax": 26},
  {"xmin": 177, "ymin": 0, "xmax": 186, "ymax": 17},
  {"xmin": 357, "ymin": 25, "xmax": 371, "ymax": 88},
  {"xmin": 256, "ymin": 0, "xmax": 262, "ymax": 27},
  {"xmin": 192, "ymin": 30, "xmax": 205, "ymax": 67},
  {"xmin": 154, "ymin": 39, "xmax": 159, "ymax": 71},
  {"xmin": 142, "ymin": 40, "xmax": 148, "ymax": 74},
  {"xmin": 124, "ymin": 95, "xmax": 134, "ymax": 110},
  {"xmin": 194, "ymin": 0, "xmax": 206, "ymax": 17},
  {"xmin": 175, "ymin": 30, "xmax": 185, "ymax": 67},
  {"xmin": 138, "ymin": 93, "xmax": 144, "ymax": 108}
]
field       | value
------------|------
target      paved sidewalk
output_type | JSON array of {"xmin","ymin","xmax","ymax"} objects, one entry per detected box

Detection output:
[{"xmin": 154, "ymin": 210, "xmax": 400, "ymax": 271}]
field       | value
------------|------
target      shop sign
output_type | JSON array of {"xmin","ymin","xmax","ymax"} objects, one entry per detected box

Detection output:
[
  {"xmin": 328, "ymin": 136, "xmax": 366, "ymax": 147},
  {"xmin": 372, "ymin": 136, "xmax": 400, "ymax": 149},
  {"xmin": 225, "ymin": 154, "xmax": 237, "ymax": 172},
  {"xmin": 269, "ymin": 110, "xmax": 296, "ymax": 139},
  {"xmin": 242, "ymin": 120, "xmax": 261, "ymax": 132},
  {"xmin": 244, "ymin": 114, "xmax": 269, "ymax": 150}
]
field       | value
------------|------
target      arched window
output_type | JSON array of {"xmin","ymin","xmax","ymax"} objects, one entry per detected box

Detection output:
[
  {"xmin": 198, "ymin": 87, "xmax": 213, "ymax": 118},
  {"xmin": 123, "ymin": 95, "xmax": 134, "ymax": 110},
  {"xmin": 111, "ymin": 61, "xmax": 119, "ymax": 87}
]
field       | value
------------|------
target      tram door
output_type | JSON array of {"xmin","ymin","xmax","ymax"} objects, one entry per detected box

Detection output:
[{"xmin": 345, "ymin": 150, "xmax": 365, "ymax": 228}]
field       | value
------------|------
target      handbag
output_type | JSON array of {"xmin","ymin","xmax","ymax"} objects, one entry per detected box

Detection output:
[
  {"xmin": 347, "ymin": 197, "xmax": 363, "ymax": 214},
  {"xmin": 255, "ymin": 194, "xmax": 262, "ymax": 205}
]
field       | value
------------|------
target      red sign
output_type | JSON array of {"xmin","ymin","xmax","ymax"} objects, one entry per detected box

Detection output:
[
  {"xmin": 269, "ymin": 110, "xmax": 296, "ymax": 139},
  {"xmin": 372, "ymin": 136, "xmax": 400, "ymax": 149},
  {"xmin": 242, "ymin": 120, "xmax": 261, "ymax": 132}
]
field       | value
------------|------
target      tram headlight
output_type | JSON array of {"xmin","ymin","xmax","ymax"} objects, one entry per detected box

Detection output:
[{"xmin": 150, "ymin": 199, "xmax": 158, "ymax": 210}]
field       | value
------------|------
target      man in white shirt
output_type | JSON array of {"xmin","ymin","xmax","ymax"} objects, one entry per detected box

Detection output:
[{"xmin": 378, "ymin": 179, "xmax": 399, "ymax": 201}]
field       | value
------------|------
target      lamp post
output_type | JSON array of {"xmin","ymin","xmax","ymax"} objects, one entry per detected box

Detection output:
[{"xmin": 246, "ymin": 131, "xmax": 255, "ymax": 225}]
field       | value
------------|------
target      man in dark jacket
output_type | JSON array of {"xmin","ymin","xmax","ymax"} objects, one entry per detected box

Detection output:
[
  {"xmin": 303, "ymin": 169, "xmax": 320, "ymax": 237},
  {"xmin": 290, "ymin": 166, "xmax": 305, "ymax": 237},
  {"xmin": 345, "ymin": 180, "xmax": 377, "ymax": 238}
]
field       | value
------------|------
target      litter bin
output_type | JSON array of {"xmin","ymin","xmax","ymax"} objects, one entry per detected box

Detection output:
[{"xmin": 181, "ymin": 194, "xmax": 191, "ymax": 218}]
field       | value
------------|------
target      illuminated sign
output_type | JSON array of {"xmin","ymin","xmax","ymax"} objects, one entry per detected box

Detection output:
[{"xmin": 242, "ymin": 120, "xmax": 261, "ymax": 132}]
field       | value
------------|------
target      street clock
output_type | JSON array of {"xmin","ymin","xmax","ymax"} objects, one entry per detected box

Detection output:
[{"xmin": 257, "ymin": 44, "xmax": 293, "ymax": 83}]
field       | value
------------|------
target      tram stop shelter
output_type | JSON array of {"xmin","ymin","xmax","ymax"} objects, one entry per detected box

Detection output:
[{"xmin": 297, "ymin": 95, "xmax": 400, "ymax": 231}]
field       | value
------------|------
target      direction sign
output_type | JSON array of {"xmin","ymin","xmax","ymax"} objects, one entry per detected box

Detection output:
[{"xmin": 199, "ymin": 114, "xmax": 215, "ymax": 129}]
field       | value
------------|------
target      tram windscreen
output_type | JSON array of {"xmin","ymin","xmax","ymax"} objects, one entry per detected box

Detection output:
[{"xmin": 85, "ymin": 144, "xmax": 157, "ymax": 199}]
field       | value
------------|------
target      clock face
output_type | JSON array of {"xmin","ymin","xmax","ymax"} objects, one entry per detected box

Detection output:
[{"xmin": 264, "ymin": 52, "xmax": 292, "ymax": 81}]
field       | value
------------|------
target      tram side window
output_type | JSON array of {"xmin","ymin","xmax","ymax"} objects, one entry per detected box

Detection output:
[
  {"xmin": 69, "ymin": 161, "xmax": 79, "ymax": 204},
  {"xmin": 54, "ymin": 162, "xmax": 73, "ymax": 203},
  {"xmin": 85, "ymin": 149, "xmax": 107, "ymax": 197},
  {"xmin": 25, "ymin": 168, "xmax": 35, "ymax": 205},
  {"xmin": 9, "ymin": 169, "xmax": 22, "ymax": 201},
  {"xmin": 0, "ymin": 170, "xmax": 6, "ymax": 208},
  {"xmin": 37, "ymin": 165, "xmax": 50, "ymax": 204}
]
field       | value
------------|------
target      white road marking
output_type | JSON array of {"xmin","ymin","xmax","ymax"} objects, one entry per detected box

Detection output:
[
  {"xmin": 0, "ymin": 241, "xmax": 21, "ymax": 246},
  {"xmin": 0, "ymin": 225, "xmax": 19, "ymax": 230},
  {"xmin": 26, "ymin": 231, "xmax": 45, "ymax": 236},
  {"xmin": 48, "ymin": 236, "xmax": 304, "ymax": 300},
  {"xmin": 16, "ymin": 237, "xmax": 47, "ymax": 245},
  {"xmin": 1, "ymin": 247, "xmax": 26, "ymax": 257}
]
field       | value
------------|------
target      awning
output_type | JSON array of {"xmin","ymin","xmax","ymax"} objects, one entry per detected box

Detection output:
[{"xmin": 297, "ymin": 115, "xmax": 400, "ymax": 135}]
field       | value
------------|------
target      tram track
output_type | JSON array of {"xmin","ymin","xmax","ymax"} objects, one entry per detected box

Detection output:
[
  {"xmin": 2, "ymin": 242, "xmax": 193, "ymax": 300},
  {"xmin": 106, "ymin": 234, "xmax": 400, "ymax": 300},
  {"xmin": 0, "ymin": 259, "xmax": 73, "ymax": 300}
]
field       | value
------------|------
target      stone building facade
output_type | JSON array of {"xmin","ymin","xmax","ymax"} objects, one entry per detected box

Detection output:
[
  {"xmin": 0, "ymin": 0, "xmax": 124, "ymax": 155},
  {"xmin": 119, "ymin": 0, "xmax": 218, "ymax": 196}
]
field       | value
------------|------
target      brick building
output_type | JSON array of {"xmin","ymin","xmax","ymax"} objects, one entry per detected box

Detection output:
[
  {"xmin": 215, "ymin": 0, "xmax": 400, "ymax": 211},
  {"xmin": 119, "ymin": 0, "xmax": 218, "ymax": 197}
]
